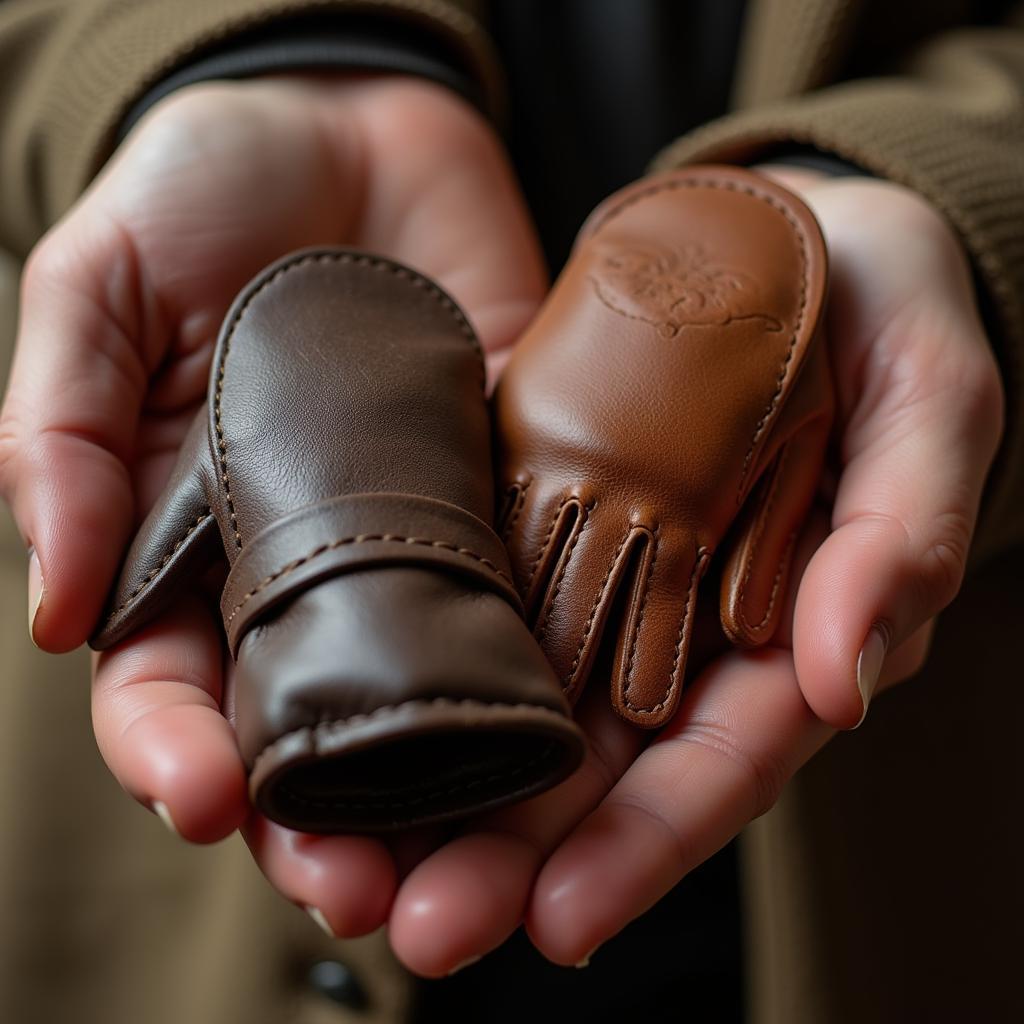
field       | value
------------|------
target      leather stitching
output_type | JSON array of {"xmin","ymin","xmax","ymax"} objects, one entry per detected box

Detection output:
[
  {"xmin": 734, "ymin": 444, "xmax": 793, "ymax": 634},
  {"xmin": 533, "ymin": 500, "xmax": 593, "ymax": 644},
  {"xmin": 563, "ymin": 530, "xmax": 632, "ymax": 695},
  {"xmin": 499, "ymin": 478, "xmax": 530, "ymax": 543},
  {"xmin": 738, "ymin": 530, "xmax": 797, "ymax": 637},
  {"xmin": 223, "ymin": 532, "xmax": 513, "ymax": 627},
  {"xmin": 110, "ymin": 510, "xmax": 212, "ymax": 616},
  {"xmin": 523, "ymin": 495, "xmax": 581, "ymax": 599},
  {"xmin": 587, "ymin": 174, "xmax": 811, "ymax": 505},
  {"xmin": 214, "ymin": 251, "xmax": 483, "ymax": 550},
  {"xmin": 626, "ymin": 546, "xmax": 708, "ymax": 716},
  {"xmin": 621, "ymin": 524, "xmax": 660, "ymax": 699}
]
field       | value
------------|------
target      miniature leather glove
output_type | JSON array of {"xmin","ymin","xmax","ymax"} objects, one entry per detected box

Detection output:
[
  {"xmin": 494, "ymin": 166, "xmax": 833, "ymax": 727},
  {"xmin": 92, "ymin": 248, "xmax": 584, "ymax": 831}
]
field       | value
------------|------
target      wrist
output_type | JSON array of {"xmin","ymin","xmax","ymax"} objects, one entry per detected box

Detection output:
[
  {"xmin": 750, "ymin": 163, "xmax": 833, "ymax": 197},
  {"xmin": 117, "ymin": 16, "xmax": 485, "ymax": 146}
]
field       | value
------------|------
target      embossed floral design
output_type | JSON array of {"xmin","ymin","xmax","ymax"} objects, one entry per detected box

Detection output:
[{"xmin": 589, "ymin": 242, "xmax": 782, "ymax": 337}]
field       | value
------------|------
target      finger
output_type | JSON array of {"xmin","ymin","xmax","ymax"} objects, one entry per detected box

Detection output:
[
  {"xmin": 241, "ymin": 815, "xmax": 397, "ymax": 939},
  {"xmin": 500, "ymin": 483, "xmax": 591, "ymax": 617},
  {"xmin": 91, "ymin": 598, "xmax": 246, "ymax": 843},
  {"xmin": 793, "ymin": 351, "xmax": 1002, "ymax": 728},
  {"xmin": 388, "ymin": 687, "xmax": 644, "ymax": 977},
  {"xmin": 786, "ymin": 180, "xmax": 1006, "ymax": 729},
  {"xmin": 530, "ymin": 507, "xmax": 642, "ymax": 703},
  {"xmin": 526, "ymin": 649, "xmax": 832, "ymax": 966},
  {"xmin": 91, "ymin": 408, "xmax": 219, "ymax": 649},
  {"xmin": 607, "ymin": 527, "xmax": 708, "ymax": 728},
  {"xmin": 0, "ymin": 221, "xmax": 165, "ymax": 651}
]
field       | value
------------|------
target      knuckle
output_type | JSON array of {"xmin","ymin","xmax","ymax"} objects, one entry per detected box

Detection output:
[
  {"xmin": 916, "ymin": 510, "xmax": 973, "ymax": 611},
  {"xmin": 956, "ymin": 350, "xmax": 1005, "ymax": 456},
  {"xmin": 610, "ymin": 794, "xmax": 695, "ymax": 876},
  {"xmin": 0, "ymin": 415, "xmax": 19, "ymax": 500},
  {"xmin": 676, "ymin": 720, "xmax": 790, "ymax": 821},
  {"xmin": 23, "ymin": 234, "xmax": 70, "ymax": 295}
]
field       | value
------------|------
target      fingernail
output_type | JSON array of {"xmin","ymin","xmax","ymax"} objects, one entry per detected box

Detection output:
[
  {"xmin": 855, "ymin": 625, "xmax": 889, "ymax": 727},
  {"xmin": 305, "ymin": 906, "xmax": 337, "ymax": 939},
  {"xmin": 151, "ymin": 800, "xmax": 180, "ymax": 837},
  {"xmin": 27, "ymin": 547, "xmax": 44, "ymax": 647},
  {"xmin": 574, "ymin": 945, "xmax": 600, "ymax": 969},
  {"xmin": 447, "ymin": 955, "xmax": 481, "ymax": 976}
]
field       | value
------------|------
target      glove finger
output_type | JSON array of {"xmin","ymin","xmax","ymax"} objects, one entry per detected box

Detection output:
[
  {"xmin": 90, "ymin": 408, "xmax": 220, "ymax": 649},
  {"xmin": 606, "ymin": 528, "xmax": 709, "ymax": 728},
  {"xmin": 499, "ymin": 480, "xmax": 595, "ymax": 622},
  {"xmin": 525, "ymin": 503, "xmax": 640, "ymax": 703},
  {"xmin": 719, "ymin": 413, "xmax": 830, "ymax": 648}
]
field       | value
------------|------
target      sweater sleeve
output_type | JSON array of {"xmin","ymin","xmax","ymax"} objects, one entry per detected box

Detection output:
[
  {"xmin": 652, "ymin": 18, "xmax": 1024, "ymax": 561},
  {"xmin": 0, "ymin": 0, "xmax": 496, "ymax": 254}
]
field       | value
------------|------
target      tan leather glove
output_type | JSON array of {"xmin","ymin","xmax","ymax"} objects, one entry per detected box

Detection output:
[
  {"xmin": 494, "ymin": 166, "xmax": 833, "ymax": 727},
  {"xmin": 92, "ymin": 248, "xmax": 584, "ymax": 832}
]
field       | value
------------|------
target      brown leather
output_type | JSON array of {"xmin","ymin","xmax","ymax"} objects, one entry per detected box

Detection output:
[
  {"xmin": 91, "ymin": 248, "xmax": 584, "ymax": 832},
  {"xmin": 494, "ymin": 166, "xmax": 833, "ymax": 727}
]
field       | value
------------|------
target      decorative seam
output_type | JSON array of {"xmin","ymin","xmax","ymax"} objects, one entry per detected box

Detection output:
[
  {"xmin": 563, "ymin": 530, "xmax": 633, "ymax": 695},
  {"xmin": 734, "ymin": 444, "xmax": 793, "ymax": 634},
  {"xmin": 533, "ymin": 500, "xmax": 594, "ymax": 644},
  {"xmin": 587, "ymin": 174, "xmax": 811, "ymax": 505},
  {"xmin": 499, "ymin": 478, "xmax": 531, "ymax": 544},
  {"xmin": 621, "ymin": 524, "xmax": 660, "ymax": 696},
  {"xmin": 214, "ymin": 251, "xmax": 483, "ymax": 550},
  {"xmin": 111, "ymin": 511, "xmax": 212, "ymax": 616},
  {"xmin": 625, "ymin": 546, "xmax": 709, "ymax": 716},
  {"xmin": 223, "ymin": 532, "xmax": 513, "ymax": 627},
  {"xmin": 524, "ymin": 493, "xmax": 589, "ymax": 598},
  {"xmin": 738, "ymin": 530, "xmax": 797, "ymax": 638}
]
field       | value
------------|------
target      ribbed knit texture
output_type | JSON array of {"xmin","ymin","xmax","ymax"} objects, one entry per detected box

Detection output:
[
  {"xmin": 732, "ymin": 0, "xmax": 861, "ymax": 105},
  {"xmin": 654, "ymin": 24, "xmax": 1024, "ymax": 560}
]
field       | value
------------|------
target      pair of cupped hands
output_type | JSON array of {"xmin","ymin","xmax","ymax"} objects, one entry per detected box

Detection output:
[{"xmin": 0, "ymin": 75, "xmax": 1004, "ymax": 975}]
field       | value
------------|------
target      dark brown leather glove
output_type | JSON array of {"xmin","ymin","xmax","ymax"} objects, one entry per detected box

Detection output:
[
  {"xmin": 494, "ymin": 166, "xmax": 833, "ymax": 727},
  {"xmin": 91, "ymin": 248, "xmax": 584, "ymax": 832}
]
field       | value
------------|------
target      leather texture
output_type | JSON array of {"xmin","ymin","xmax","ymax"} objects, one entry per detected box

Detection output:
[
  {"xmin": 494, "ymin": 165, "xmax": 833, "ymax": 728},
  {"xmin": 91, "ymin": 247, "xmax": 584, "ymax": 832}
]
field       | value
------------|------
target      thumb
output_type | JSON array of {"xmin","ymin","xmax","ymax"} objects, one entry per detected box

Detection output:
[
  {"xmin": 792, "ymin": 320, "xmax": 1003, "ymax": 729},
  {"xmin": 0, "ymin": 225, "xmax": 156, "ymax": 651}
]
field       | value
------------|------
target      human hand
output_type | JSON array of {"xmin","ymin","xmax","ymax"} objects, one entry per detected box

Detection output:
[
  {"xmin": 0, "ymin": 75, "xmax": 548, "ymax": 930},
  {"xmin": 376, "ymin": 169, "xmax": 1005, "ymax": 974}
]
